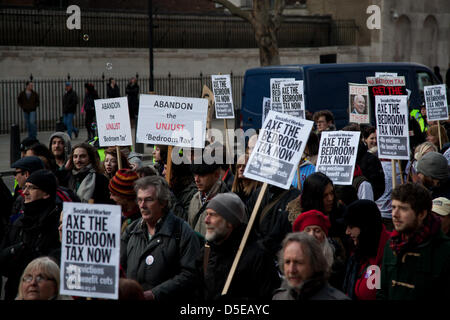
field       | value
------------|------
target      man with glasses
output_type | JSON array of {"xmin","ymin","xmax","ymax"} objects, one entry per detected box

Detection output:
[{"xmin": 0, "ymin": 169, "xmax": 60, "ymax": 300}]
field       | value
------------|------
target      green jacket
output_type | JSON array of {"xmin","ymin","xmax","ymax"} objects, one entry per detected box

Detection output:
[{"xmin": 377, "ymin": 230, "xmax": 450, "ymax": 300}]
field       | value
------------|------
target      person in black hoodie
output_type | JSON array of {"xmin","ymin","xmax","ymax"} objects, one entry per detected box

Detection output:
[
  {"xmin": 83, "ymin": 83, "xmax": 99, "ymax": 141},
  {"xmin": 107, "ymin": 77, "xmax": 120, "ymax": 98},
  {"xmin": 196, "ymin": 193, "xmax": 280, "ymax": 300},
  {"xmin": 0, "ymin": 169, "xmax": 60, "ymax": 300}
]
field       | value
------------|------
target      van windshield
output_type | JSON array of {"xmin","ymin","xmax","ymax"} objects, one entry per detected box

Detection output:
[{"xmin": 416, "ymin": 71, "xmax": 436, "ymax": 102}]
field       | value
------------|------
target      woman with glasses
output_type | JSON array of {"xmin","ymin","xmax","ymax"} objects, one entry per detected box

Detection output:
[{"xmin": 16, "ymin": 256, "xmax": 72, "ymax": 300}]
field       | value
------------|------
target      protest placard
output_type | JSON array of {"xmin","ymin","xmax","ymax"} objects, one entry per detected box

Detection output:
[
  {"xmin": 136, "ymin": 94, "xmax": 208, "ymax": 149},
  {"xmin": 280, "ymin": 80, "xmax": 305, "ymax": 119},
  {"xmin": 60, "ymin": 202, "xmax": 121, "ymax": 299},
  {"xmin": 270, "ymin": 78, "xmax": 295, "ymax": 112},
  {"xmin": 375, "ymin": 95, "xmax": 410, "ymax": 160},
  {"xmin": 211, "ymin": 74, "xmax": 234, "ymax": 119},
  {"xmin": 349, "ymin": 83, "xmax": 370, "ymax": 124},
  {"xmin": 375, "ymin": 72, "xmax": 398, "ymax": 77},
  {"xmin": 94, "ymin": 97, "xmax": 132, "ymax": 147},
  {"xmin": 262, "ymin": 97, "xmax": 271, "ymax": 124},
  {"xmin": 316, "ymin": 131, "xmax": 360, "ymax": 185},
  {"xmin": 424, "ymin": 84, "xmax": 449, "ymax": 121},
  {"xmin": 243, "ymin": 110, "xmax": 313, "ymax": 189}
]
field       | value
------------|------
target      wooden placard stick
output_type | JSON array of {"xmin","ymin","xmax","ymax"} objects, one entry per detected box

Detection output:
[
  {"xmin": 222, "ymin": 182, "xmax": 268, "ymax": 296},
  {"xmin": 165, "ymin": 145, "xmax": 173, "ymax": 184},
  {"xmin": 391, "ymin": 159, "xmax": 397, "ymax": 189},
  {"xmin": 398, "ymin": 160, "xmax": 404, "ymax": 184},
  {"xmin": 297, "ymin": 168, "xmax": 301, "ymax": 191},
  {"xmin": 116, "ymin": 146, "xmax": 122, "ymax": 170},
  {"xmin": 438, "ymin": 120, "xmax": 442, "ymax": 150}
]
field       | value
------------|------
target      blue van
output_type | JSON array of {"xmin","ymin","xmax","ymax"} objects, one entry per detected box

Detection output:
[{"xmin": 240, "ymin": 62, "xmax": 441, "ymax": 131}]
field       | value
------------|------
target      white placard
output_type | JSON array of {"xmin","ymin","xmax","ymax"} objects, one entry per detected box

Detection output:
[
  {"xmin": 244, "ymin": 110, "xmax": 313, "ymax": 189},
  {"xmin": 262, "ymin": 97, "xmax": 271, "ymax": 124},
  {"xmin": 316, "ymin": 131, "xmax": 361, "ymax": 185},
  {"xmin": 211, "ymin": 74, "xmax": 234, "ymax": 119},
  {"xmin": 136, "ymin": 94, "xmax": 208, "ymax": 148},
  {"xmin": 375, "ymin": 72, "xmax": 398, "ymax": 77},
  {"xmin": 94, "ymin": 97, "xmax": 132, "ymax": 147},
  {"xmin": 280, "ymin": 80, "xmax": 305, "ymax": 119},
  {"xmin": 424, "ymin": 84, "xmax": 449, "ymax": 121},
  {"xmin": 375, "ymin": 95, "xmax": 410, "ymax": 160},
  {"xmin": 349, "ymin": 83, "xmax": 370, "ymax": 124},
  {"xmin": 270, "ymin": 78, "xmax": 295, "ymax": 112},
  {"xmin": 60, "ymin": 202, "xmax": 121, "ymax": 300}
]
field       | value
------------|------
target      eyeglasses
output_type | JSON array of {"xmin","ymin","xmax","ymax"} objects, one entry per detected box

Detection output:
[
  {"xmin": 22, "ymin": 274, "xmax": 54, "ymax": 284},
  {"xmin": 22, "ymin": 184, "xmax": 40, "ymax": 191}
]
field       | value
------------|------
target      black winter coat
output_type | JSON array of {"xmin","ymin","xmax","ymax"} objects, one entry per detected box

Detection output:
[
  {"xmin": 246, "ymin": 185, "xmax": 301, "ymax": 258},
  {"xmin": 196, "ymin": 224, "xmax": 281, "ymax": 301},
  {"xmin": 107, "ymin": 84, "xmax": 120, "ymax": 98},
  {"xmin": 120, "ymin": 212, "xmax": 201, "ymax": 302},
  {"xmin": 0, "ymin": 198, "xmax": 60, "ymax": 300},
  {"xmin": 356, "ymin": 141, "xmax": 385, "ymax": 201},
  {"xmin": 62, "ymin": 89, "xmax": 79, "ymax": 114}
]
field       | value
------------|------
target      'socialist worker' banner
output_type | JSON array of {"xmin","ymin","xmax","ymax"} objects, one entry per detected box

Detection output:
[
  {"xmin": 349, "ymin": 83, "xmax": 370, "ymax": 124},
  {"xmin": 316, "ymin": 131, "xmax": 360, "ymax": 185},
  {"xmin": 424, "ymin": 84, "xmax": 449, "ymax": 121},
  {"xmin": 244, "ymin": 110, "xmax": 313, "ymax": 189},
  {"xmin": 280, "ymin": 80, "xmax": 305, "ymax": 119},
  {"xmin": 136, "ymin": 94, "xmax": 208, "ymax": 149},
  {"xmin": 375, "ymin": 95, "xmax": 410, "ymax": 160},
  {"xmin": 211, "ymin": 74, "xmax": 235, "ymax": 119},
  {"xmin": 270, "ymin": 78, "xmax": 295, "ymax": 112},
  {"xmin": 94, "ymin": 97, "xmax": 133, "ymax": 147},
  {"xmin": 60, "ymin": 202, "xmax": 121, "ymax": 300}
]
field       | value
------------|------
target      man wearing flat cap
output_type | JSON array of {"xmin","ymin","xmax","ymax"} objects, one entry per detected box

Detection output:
[
  {"xmin": 188, "ymin": 153, "xmax": 229, "ymax": 236},
  {"xmin": 195, "ymin": 193, "xmax": 280, "ymax": 300},
  {"xmin": 0, "ymin": 169, "xmax": 60, "ymax": 300},
  {"xmin": 416, "ymin": 151, "xmax": 450, "ymax": 199}
]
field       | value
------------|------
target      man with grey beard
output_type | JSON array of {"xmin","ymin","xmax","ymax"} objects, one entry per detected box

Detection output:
[{"xmin": 195, "ymin": 193, "xmax": 280, "ymax": 301}]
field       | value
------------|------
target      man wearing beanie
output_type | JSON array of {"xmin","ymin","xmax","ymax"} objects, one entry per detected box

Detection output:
[
  {"xmin": 416, "ymin": 151, "xmax": 450, "ymax": 199},
  {"xmin": 109, "ymin": 169, "xmax": 140, "ymax": 234},
  {"xmin": 195, "ymin": 193, "xmax": 280, "ymax": 300},
  {"xmin": 377, "ymin": 183, "xmax": 450, "ymax": 300},
  {"xmin": 188, "ymin": 154, "xmax": 229, "ymax": 236},
  {"xmin": 0, "ymin": 169, "xmax": 60, "ymax": 300}
]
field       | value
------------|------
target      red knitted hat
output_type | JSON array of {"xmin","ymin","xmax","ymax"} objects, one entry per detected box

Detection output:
[
  {"xmin": 109, "ymin": 169, "xmax": 138, "ymax": 199},
  {"xmin": 292, "ymin": 210, "xmax": 331, "ymax": 236}
]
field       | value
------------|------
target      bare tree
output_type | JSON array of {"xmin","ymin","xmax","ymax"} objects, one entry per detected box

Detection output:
[{"xmin": 212, "ymin": 0, "xmax": 285, "ymax": 66}]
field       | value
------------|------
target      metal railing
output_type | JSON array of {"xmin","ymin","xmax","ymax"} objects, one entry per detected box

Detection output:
[
  {"xmin": 0, "ymin": 7, "xmax": 357, "ymax": 48},
  {"xmin": 0, "ymin": 74, "xmax": 244, "ymax": 134}
]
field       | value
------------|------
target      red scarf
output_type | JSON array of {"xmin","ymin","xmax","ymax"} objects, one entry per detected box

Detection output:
[{"xmin": 389, "ymin": 213, "xmax": 442, "ymax": 256}]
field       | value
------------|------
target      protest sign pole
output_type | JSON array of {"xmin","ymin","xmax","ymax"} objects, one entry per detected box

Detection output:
[
  {"xmin": 438, "ymin": 120, "xmax": 442, "ymax": 150},
  {"xmin": 222, "ymin": 182, "xmax": 268, "ymax": 296},
  {"xmin": 116, "ymin": 146, "xmax": 122, "ymax": 170},
  {"xmin": 391, "ymin": 160, "xmax": 397, "ymax": 189},
  {"xmin": 296, "ymin": 168, "xmax": 301, "ymax": 191},
  {"xmin": 166, "ymin": 145, "xmax": 173, "ymax": 184},
  {"xmin": 398, "ymin": 160, "xmax": 404, "ymax": 184}
]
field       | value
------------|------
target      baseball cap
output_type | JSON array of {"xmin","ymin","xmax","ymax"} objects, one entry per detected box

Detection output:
[{"xmin": 432, "ymin": 197, "xmax": 450, "ymax": 217}]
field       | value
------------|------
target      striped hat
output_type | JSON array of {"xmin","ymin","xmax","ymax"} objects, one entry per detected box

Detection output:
[{"xmin": 109, "ymin": 169, "xmax": 139, "ymax": 199}]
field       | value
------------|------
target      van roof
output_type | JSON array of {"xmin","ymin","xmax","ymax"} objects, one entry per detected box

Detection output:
[{"xmin": 244, "ymin": 62, "xmax": 429, "ymax": 75}]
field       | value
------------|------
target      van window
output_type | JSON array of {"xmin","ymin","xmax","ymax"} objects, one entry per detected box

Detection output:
[{"xmin": 416, "ymin": 71, "xmax": 436, "ymax": 102}]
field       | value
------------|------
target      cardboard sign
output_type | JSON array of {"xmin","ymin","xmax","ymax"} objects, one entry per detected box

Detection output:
[
  {"xmin": 316, "ymin": 131, "xmax": 360, "ymax": 185},
  {"xmin": 94, "ymin": 97, "xmax": 132, "ymax": 147},
  {"xmin": 60, "ymin": 202, "xmax": 121, "ymax": 300},
  {"xmin": 211, "ymin": 74, "xmax": 235, "ymax": 119},
  {"xmin": 349, "ymin": 83, "xmax": 370, "ymax": 124},
  {"xmin": 243, "ymin": 110, "xmax": 313, "ymax": 189},
  {"xmin": 424, "ymin": 84, "xmax": 448, "ymax": 121},
  {"xmin": 375, "ymin": 95, "xmax": 410, "ymax": 160},
  {"xmin": 136, "ymin": 94, "xmax": 208, "ymax": 148},
  {"xmin": 262, "ymin": 97, "xmax": 271, "ymax": 124},
  {"xmin": 280, "ymin": 80, "xmax": 305, "ymax": 119},
  {"xmin": 270, "ymin": 78, "xmax": 295, "ymax": 112}
]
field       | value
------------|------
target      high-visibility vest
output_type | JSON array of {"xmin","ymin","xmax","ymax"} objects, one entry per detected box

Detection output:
[{"xmin": 410, "ymin": 109, "xmax": 427, "ymax": 132}]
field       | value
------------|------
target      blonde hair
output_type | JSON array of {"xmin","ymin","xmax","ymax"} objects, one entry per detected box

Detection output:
[
  {"xmin": 414, "ymin": 141, "xmax": 438, "ymax": 161},
  {"xmin": 427, "ymin": 125, "xmax": 449, "ymax": 148},
  {"xmin": 16, "ymin": 257, "xmax": 60, "ymax": 300}
]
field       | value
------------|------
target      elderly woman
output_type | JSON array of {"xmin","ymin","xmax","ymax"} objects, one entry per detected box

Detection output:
[
  {"xmin": 60, "ymin": 142, "xmax": 112, "ymax": 204},
  {"xmin": 16, "ymin": 257, "xmax": 72, "ymax": 300},
  {"xmin": 273, "ymin": 232, "xmax": 349, "ymax": 300}
]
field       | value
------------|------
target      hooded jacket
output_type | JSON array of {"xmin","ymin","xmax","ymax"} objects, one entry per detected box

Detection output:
[{"xmin": 48, "ymin": 132, "xmax": 72, "ymax": 166}]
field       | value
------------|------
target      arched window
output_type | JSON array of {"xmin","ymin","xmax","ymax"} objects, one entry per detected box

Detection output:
[
  {"xmin": 422, "ymin": 15, "xmax": 439, "ymax": 68},
  {"xmin": 393, "ymin": 15, "xmax": 411, "ymax": 62}
]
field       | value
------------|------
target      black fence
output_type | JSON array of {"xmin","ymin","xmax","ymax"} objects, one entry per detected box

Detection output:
[
  {"xmin": 0, "ymin": 7, "xmax": 357, "ymax": 48},
  {"xmin": 0, "ymin": 74, "xmax": 244, "ymax": 134}
]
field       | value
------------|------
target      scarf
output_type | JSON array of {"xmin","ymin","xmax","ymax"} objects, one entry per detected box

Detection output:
[
  {"xmin": 72, "ymin": 164, "xmax": 97, "ymax": 203},
  {"xmin": 389, "ymin": 213, "xmax": 442, "ymax": 256},
  {"xmin": 22, "ymin": 198, "xmax": 54, "ymax": 228}
]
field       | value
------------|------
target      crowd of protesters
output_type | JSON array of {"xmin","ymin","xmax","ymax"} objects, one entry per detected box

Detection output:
[{"xmin": 1, "ymin": 90, "xmax": 450, "ymax": 302}]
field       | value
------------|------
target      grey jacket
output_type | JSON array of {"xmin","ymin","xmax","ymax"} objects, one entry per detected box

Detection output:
[{"xmin": 120, "ymin": 212, "xmax": 201, "ymax": 302}]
